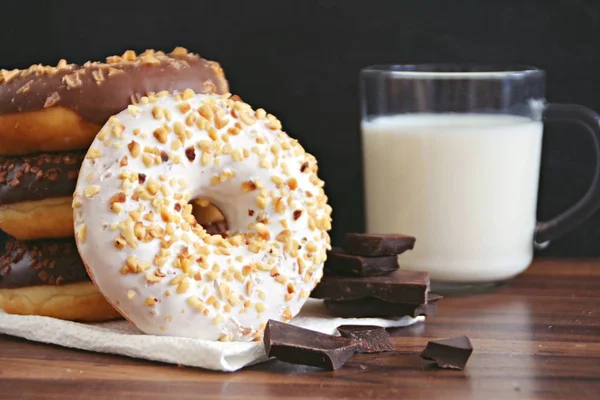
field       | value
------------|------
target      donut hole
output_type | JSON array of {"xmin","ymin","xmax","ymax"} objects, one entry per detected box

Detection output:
[{"xmin": 190, "ymin": 198, "xmax": 228, "ymax": 237}]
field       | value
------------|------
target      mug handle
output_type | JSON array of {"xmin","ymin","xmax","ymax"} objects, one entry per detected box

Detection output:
[{"xmin": 534, "ymin": 103, "xmax": 600, "ymax": 248}]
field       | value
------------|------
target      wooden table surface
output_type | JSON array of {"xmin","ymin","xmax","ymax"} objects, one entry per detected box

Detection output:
[{"xmin": 0, "ymin": 259, "xmax": 598, "ymax": 400}]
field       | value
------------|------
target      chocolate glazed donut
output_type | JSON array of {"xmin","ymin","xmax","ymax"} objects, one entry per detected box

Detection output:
[
  {"xmin": 0, "ymin": 47, "xmax": 229, "ymax": 155},
  {"xmin": 0, "ymin": 152, "xmax": 84, "ymax": 240},
  {"xmin": 0, "ymin": 237, "xmax": 121, "ymax": 321}
]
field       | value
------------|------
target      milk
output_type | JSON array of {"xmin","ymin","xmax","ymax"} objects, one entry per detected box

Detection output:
[{"xmin": 361, "ymin": 114, "xmax": 544, "ymax": 282}]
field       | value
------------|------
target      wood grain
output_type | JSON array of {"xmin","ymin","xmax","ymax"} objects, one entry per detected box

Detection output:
[{"xmin": 0, "ymin": 259, "xmax": 598, "ymax": 400}]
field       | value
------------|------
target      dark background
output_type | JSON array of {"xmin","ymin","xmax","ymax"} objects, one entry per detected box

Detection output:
[{"xmin": 1, "ymin": 0, "xmax": 599, "ymax": 257}]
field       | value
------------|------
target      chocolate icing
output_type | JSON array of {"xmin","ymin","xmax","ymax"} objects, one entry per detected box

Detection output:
[
  {"xmin": 0, "ymin": 237, "xmax": 89, "ymax": 288},
  {"xmin": 0, "ymin": 48, "xmax": 229, "ymax": 123},
  {"xmin": 0, "ymin": 151, "xmax": 84, "ymax": 206}
]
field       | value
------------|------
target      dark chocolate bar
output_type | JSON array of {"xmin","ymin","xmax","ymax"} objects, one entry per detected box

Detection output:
[
  {"xmin": 343, "ymin": 233, "xmax": 416, "ymax": 257},
  {"xmin": 264, "ymin": 320, "xmax": 360, "ymax": 370},
  {"xmin": 310, "ymin": 269, "xmax": 429, "ymax": 304},
  {"xmin": 324, "ymin": 247, "xmax": 399, "ymax": 277},
  {"xmin": 420, "ymin": 335, "xmax": 473, "ymax": 370},
  {"xmin": 336, "ymin": 325, "xmax": 395, "ymax": 353},
  {"xmin": 324, "ymin": 294, "xmax": 442, "ymax": 318}
]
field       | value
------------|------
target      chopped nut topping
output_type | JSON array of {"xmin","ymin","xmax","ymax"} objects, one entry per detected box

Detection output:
[
  {"xmin": 62, "ymin": 72, "xmax": 82, "ymax": 89},
  {"xmin": 241, "ymin": 180, "xmax": 257, "ymax": 193},
  {"xmin": 255, "ymin": 303, "xmax": 266, "ymax": 313},
  {"xmin": 287, "ymin": 177, "xmax": 298, "ymax": 190},
  {"xmin": 145, "ymin": 297, "xmax": 158, "ymax": 306},
  {"xmin": 274, "ymin": 197, "xmax": 286, "ymax": 213},
  {"xmin": 187, "ymin": 296, "xmax": 206, "ymax": 311},
  {"xmin": 128, "ymin": 104, "xmax": 141, "ymax": 116},
  {"xmin": 114, "ymin": 236, "xmax": 127, "ymax": 249},
  {"xmin": 240, "ymin": 112, "xmax": 256, "ymax": 125},
  {"xmin": 83, "ymin": 185, "xmax": 101, "ymax": 198},
  {"xmin": 16, "ymin": 80, "xmax": 33, "ymax": 94},
  {"xmin": 76, "ymin": 224, "xmax": 87, "ymax": 243},
  {"xmin": 177, "ymin": 277, "xmax": 191, "ymax": 294},
  {"xmin": 153, "ymin": 127, "xmax": 168, "ymax": 144},
  {"xmin": 282, "ymin": 307, "xmax": 293, "ymax": 320},
  {"xmin": 171, "ymin": 47, "xmax": 189, "ymax": 56},
  {"xmin": 185, "ymin": 147, "xmax": 196, "ymax": 162},
  {"xmin": 207, "ymin": 126, "xmax": 218, "ymax": 140},
  {"xmin": 255, "ymin": 196, "xmax": 268, "ymax": 209},
  {"xmin": 246, "ymin": 280, "xmax": 255, "ymax": 296},
  {"xmin": 271, "ymin": 176, "xmax": 284, "ymax": 186},
  {"xmin": 122, "ymin": 50, "xmax": 136, "ymax": 60},
  {"xmin": 255, "ymin": 223, "xmax": 270, "ymax": 240},
  {"xmin": 1, "ymin": 69, "xmax": 20, "ymax": 83},
  {"xmin": 182, "ymin": 88, "xmax": 195, "ymax": 100},
  {"xmin": 199, "ymin": 105, "xmax": 213, "ymax": 120},
  {"xmin": 142, "ymin": 153, "xmax": 154, "ymax": 167},
  {"xmin": 128, "ymin": 140, "xmax": 141, "ymax": 157},
  {"xmin": 44, "ymin": 92, "xmax": 61, "ymax": 108}
]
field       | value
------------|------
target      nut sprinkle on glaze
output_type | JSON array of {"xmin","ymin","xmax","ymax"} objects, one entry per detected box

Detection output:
[
  {"xmin": 0, "ymin": 47, "xmax": 228, "ymax": 123},
  {"xmin": 0, "ymin": 152, "xmax": 84, "ymax": 205},
  {"xmin": 73, "ymin": 90, "xmax": 332, "ymax": 341}
]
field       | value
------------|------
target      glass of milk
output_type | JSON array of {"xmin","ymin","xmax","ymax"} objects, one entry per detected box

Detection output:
[{"xmin": 360, "ymin": 65, "xmax": 600, "ymax": 292}]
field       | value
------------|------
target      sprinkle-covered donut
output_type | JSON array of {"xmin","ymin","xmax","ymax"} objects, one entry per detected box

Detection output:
[
  {"xmin": 73, "ymin": 90, "xmax": 332, "ymax": 341},
  {"xmin": 0, "ymin": 47, "xmax": 228, "ymax": 155}
]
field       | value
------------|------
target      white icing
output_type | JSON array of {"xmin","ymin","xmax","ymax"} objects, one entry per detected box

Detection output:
[{"xmin": 73, "ymin": 91, "xmax": 332, "ymax": 341}]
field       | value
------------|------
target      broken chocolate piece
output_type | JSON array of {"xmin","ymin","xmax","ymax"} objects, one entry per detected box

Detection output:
[
  {"xmin": 324, "ymin": 294, "xmax": 442, "ymax": 318},
  {"xmin": 310, "ymin": 269, "xmax": 429, "ymax": 304},
  {"xmin": 336, "ymin": 325, "xmax": 395, "ymax": 353},
  {"xmin": 324, "ymin": 247, "xmax": 399, "ymax": 277},
  {"xmin": 420, "ymin": 335, "xmax": 473, "ymax": 370},
  {"xmin": 343, "ymin": 233, "xmax": 416, "ymax": 256},
  {"xmin": 264, "ymin": 320, "xmax": 360, "ymax": 370}
]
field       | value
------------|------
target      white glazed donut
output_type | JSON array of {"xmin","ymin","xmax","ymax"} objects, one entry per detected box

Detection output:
[{"xmin": 73, "ymin": 90, "xmax": 332, "ymax": 341}]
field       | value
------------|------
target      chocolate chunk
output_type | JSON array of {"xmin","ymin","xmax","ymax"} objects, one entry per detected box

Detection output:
[
  {"xmin": 420, "ymin": 335, "xmax": 473, "ymax": 370},
  {"xmin": 264, "ymin": 320, "xmax": 360, "ymax": 370},
  {"xmin": 310, "ymin": 269, "xmax": 429, "ymax": 304},
  {"xmin": 336, "ymin": 325, "xmax": 395, "ymax": 353},
  {"xmin": 324, "ymin": 247, "xmax": 399, "ymax": 277},
  {"xmin": 343, "ymin": 233, "xmax": 416, "ymax": 256},
  {"xmin": 324, "ymin": 294, "xmax": 442, "ymax": 318}
]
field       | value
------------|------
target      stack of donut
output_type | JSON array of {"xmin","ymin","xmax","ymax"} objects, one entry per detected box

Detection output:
[{"xmin": 0, "ymin": 48, "xmax": 229, "ymax": 321}]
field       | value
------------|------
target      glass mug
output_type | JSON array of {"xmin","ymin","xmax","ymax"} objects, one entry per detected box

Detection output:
[{"xmin": 359, "ymin": 65, "xmax": 600, "ymax": 292}]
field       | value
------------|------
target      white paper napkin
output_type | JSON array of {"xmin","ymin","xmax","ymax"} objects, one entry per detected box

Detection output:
[{"xmin": 0, "ymin": 299, "xmax": 423, "ymax": 371}]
